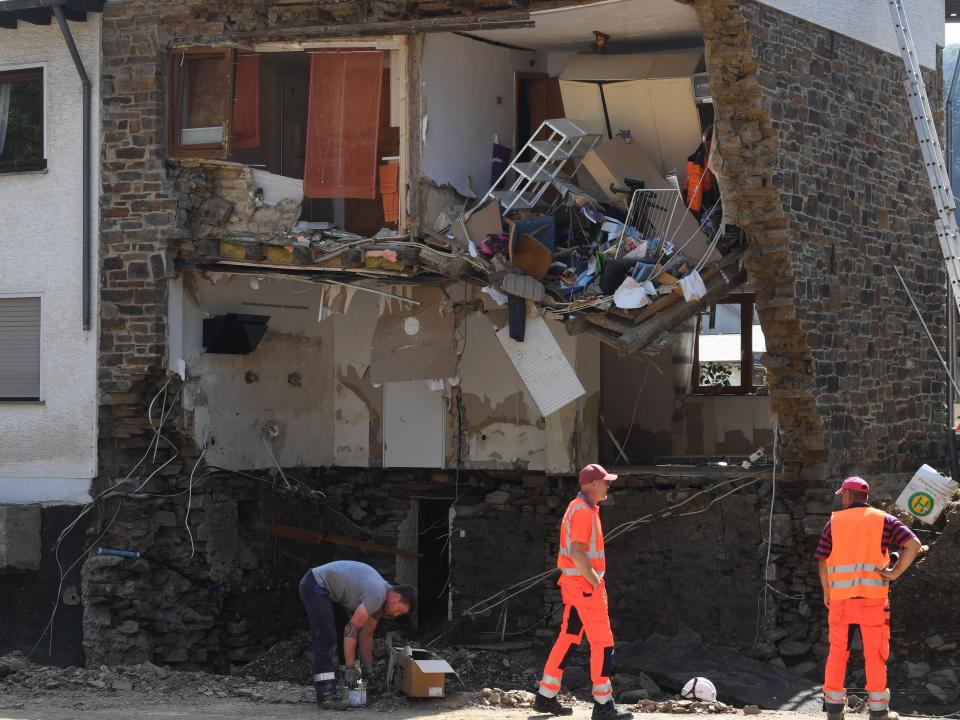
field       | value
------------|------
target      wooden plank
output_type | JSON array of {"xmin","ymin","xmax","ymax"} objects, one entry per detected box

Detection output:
[
  {"xmin": 264, "ymin": 244, "xmax": 295, "ymax": 264},
  {"xmin": 266, "ymin": 523, "xmax": 419, "ymax": 559},
  {"xmin": 618, "ymin": 267, "xmax": 748, "ymax": 356}
]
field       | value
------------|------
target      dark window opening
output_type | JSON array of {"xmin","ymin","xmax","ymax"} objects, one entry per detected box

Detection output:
[
  {"xmin": 416, "ymin": 499, "xmax": 450, "ymax": 631},
  {"xmin": 0, "ymin": 68, "xmax": 45, "ymax": 173}
]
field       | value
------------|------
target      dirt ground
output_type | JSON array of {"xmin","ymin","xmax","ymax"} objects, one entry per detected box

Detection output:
[{"xmin": 0, "ymin": 697, "xmax": 832, "ymax": 720}]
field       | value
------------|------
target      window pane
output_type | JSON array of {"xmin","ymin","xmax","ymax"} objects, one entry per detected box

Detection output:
[
  {"xmin": 697, "ymin": 302, "xmax": 741, "ymax": 388},
  {"xmin": 0, "ymin": 72, "xmax": 43, "ymax": 164},
  {"xmin": 179, "ymin": 56, "xmax": 224, "ymax": 144}
]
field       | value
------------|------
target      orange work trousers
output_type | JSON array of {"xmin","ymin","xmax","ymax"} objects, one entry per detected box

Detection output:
[
  {"xmin": 539, "ymin": 583, "xmax": 615, "ymax": 703},
  {"xmin": 823, "ymin": 598, "xmax": 891, "ymax": 711}
]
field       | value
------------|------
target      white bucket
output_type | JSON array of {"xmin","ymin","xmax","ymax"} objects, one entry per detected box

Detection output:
[{"xmin": 895, "ymin": 464, "xmax": 958, "ymax": 524}]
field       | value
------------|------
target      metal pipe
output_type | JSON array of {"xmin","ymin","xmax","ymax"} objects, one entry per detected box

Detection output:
[{"xmin": 51, "ymin": 4, "xmax": 92, "ymax": 330}]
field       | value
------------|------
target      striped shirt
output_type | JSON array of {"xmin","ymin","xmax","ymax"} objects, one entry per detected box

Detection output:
[{"xmin": 814, "ymin": 503, "xmax": 917, "ymax": 560}]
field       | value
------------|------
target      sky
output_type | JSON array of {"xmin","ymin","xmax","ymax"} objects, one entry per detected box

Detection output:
[{"xmin": 948, "ymin": 23, "xmax": 960, "ymax": 45}]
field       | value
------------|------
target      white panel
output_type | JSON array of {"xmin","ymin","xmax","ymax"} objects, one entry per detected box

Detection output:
[
  {"xmin": 0, "ymin": 297, "xmax": 41, "ymax": 400},
  {"xmin": 496, "ymin": 316, "xmax": 586, "ymax": 417},
  {"xmin": 421, "ymin": 34, "xmax": 518, "ymax": 198},
  {"xmin": 557, "ymin": 81, "xmax": 606, "ymax": 138},
  {"xmin": 383, "ymin": 380, "xmax": 445, "ymax": 468},
  {"xmin": 603, "ymin": 79, "xmax": 701, "ymax": 177}
]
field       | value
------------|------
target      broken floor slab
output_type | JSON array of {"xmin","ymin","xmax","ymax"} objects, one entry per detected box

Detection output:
[{"xmin": 616, "ymin": 627, "xmax": 821, "ymax": 712}]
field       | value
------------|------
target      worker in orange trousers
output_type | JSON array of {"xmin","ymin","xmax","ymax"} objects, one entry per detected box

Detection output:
[
  {"xmin": 534, "ymin": 464, "xmax": 632, "ymax": 720},
  {"xmin": 816, "ymin": 477, "xmax": 922, "ymax": 720}
]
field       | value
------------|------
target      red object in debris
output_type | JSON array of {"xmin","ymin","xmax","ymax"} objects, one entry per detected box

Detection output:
[
  {"xmin": 380, "ymin": 163, "xmax": 400, "ymax": 222},
  {"xmin": 304, "ymin": 51, "xmax": 384, "ymax": 200},
  {"xmin": 231, "ymin": 54, "xmax": 260, "ymax": 149}
]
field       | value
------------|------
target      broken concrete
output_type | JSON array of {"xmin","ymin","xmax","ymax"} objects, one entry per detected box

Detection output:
[{"xmin": 616, "ymin": 627, "xmax": 820, "ymax": 712}]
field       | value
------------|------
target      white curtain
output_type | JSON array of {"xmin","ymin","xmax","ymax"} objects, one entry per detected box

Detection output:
[{"xmin": 0, "ymin": 83, "xmax": 11, "ymax": 158}]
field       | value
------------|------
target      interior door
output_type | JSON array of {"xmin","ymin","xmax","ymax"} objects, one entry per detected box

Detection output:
[{"xmin": 383, "ymin": 380, "xmax": 444, "ymax": 468}]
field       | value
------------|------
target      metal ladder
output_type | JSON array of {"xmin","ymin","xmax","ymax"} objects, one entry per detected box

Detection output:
[
  {"xmin": 888, "ymin": 0, "xmax": 960, "ymax": 313},
  {"xmin": 484, "ymin": 118, "xmax": 601, "ymax": 214}
]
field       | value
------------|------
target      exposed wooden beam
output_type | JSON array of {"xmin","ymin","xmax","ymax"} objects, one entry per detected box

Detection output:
[
  {"xmin": 618, "ymin": 264, "xmax": 747, "ymax": 356},
  {"xmin": 267, "ymin": 523, "xmax": 419, "ymax": 559},
  {"xmin": 172, "ymin": 13, "xmax": 533, "ymax": 47}
]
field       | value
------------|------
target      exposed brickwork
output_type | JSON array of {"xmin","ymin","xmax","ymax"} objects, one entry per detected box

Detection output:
[
  {"xmin": 682, "ymin": 0, "xmax": 951, "ymax": 680},
  {"xmin": 687, "ymin": 0, "xmax": 948, "ymax": 481}
]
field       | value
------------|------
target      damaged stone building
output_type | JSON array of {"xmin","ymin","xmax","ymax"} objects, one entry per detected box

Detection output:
[{"xmin": 1, "ymin": 0, "xmax": 959, "ymax": 699}]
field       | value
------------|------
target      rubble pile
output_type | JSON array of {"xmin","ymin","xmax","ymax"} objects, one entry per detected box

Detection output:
[
  {"xmin": 477, "ymin": 687, "xmax": 537, "ymax": 707},
  {"xmin": 0, "ymin": 653, "xmax": 314, "ymax": 705},
  {"xmin": 630, "ymin": 698, "xmax": 739, "ymax": 714},
  {"xmin": 443, "ymin": 645, "xmax": 542, "ymax": 691}
]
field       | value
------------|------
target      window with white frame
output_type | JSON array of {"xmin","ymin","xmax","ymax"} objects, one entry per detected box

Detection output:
[
  {"xmin": 0, "ymin": 297, "xmax": 41, "ymax": 401},
  {"xmin": 0, "ymin": 67, "xmax": 45, "ymax": 172}
]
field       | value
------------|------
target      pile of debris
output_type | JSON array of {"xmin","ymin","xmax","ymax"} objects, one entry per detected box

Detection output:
[
  {"xmin": 181, "ymin": 118, "xmax": 748, "ymax": 357},
  {"xmin": 0, "ymin": 652, "xmax": 314, "ymax": 705},
  {"xmin": 477, "ymin": 687, "xmax": 537, "ymax": 707},
  {"xmin": 630, "ymin": 698, "xmax": 739, "ymax": 714}
]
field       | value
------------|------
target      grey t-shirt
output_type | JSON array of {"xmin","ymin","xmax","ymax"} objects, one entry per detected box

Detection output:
[{"xmin": 312, "ymin": 561, "xmax": 390, "ymax": 619}]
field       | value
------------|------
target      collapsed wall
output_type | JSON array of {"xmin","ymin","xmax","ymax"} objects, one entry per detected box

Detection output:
[{"xmin": 88, "ymin": 0, "xmax": 952, "ymax": 684}]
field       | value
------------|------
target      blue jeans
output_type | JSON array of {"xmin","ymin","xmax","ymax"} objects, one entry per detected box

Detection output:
[{"xmin": 299, "ymin": 571, "xmax": 338, "ymax": 694}]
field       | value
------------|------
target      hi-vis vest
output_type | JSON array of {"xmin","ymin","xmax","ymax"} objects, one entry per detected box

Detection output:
[
  {"xmin": 557, "ymin": 495, "xmax": 605, "ymax": 588},
  {"xmin": 825, "ymin": 506, "xmax": 889, "ymax": 600}
]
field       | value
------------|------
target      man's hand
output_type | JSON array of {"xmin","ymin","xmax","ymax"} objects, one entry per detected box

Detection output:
[
  {"xmin": 342, "ymin": 665, "xmax": 359, "ymax": 687},
  {"xmin": 823, "ymin": 595, "xmax": 830, "ymax": 609}
]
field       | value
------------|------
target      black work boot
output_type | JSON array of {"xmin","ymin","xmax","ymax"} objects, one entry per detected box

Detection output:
[
  {"xmin": 534, "ymin": 693, "xmax": 573, "ymax": 716},
  {"xmin": 824, "ymin": 700, "xmax": 845, "ymax": 720},
  {"xmin": 869, "ymin": 711, "xmax": 900, "ymax": 720},
  {"xmin": 316, "ymin": 680, "xmax": 349, "ymax": 710},
  {"xmin": 592, "ymin": 700, "xmax": 633, "ymax": 720}
]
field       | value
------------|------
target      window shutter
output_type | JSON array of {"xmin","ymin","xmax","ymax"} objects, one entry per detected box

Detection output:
[{"xmin": 0, "ymin": 297, "xmax": 41, "ymax": 400}]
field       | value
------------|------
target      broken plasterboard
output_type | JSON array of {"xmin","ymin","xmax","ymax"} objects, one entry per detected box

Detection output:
[
  {"xmin": 451, "ymin": 201, "xmax": 502, "ymax": 250},
  {"xmin": 370, "ymin": 288, "xmax": 458, "ymax": 383},
  {"xmin": 250, "ymin": 168, "xmax": 304, "ymax": 205},
  {"xmin": 496, "ymin": 316, "xmax": 586, "ymax": 417}
]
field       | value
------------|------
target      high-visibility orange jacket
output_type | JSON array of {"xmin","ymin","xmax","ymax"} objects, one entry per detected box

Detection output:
[
  {"xmin": 825, "ymin": 506, "xmax": 890, "ymax": 601},
  {"xmin": 685, "ymin": 160, "xmax": 713, "ymax": 212},
  {"xmin": 557, "ymin": 494, "xmax": 605, "ymax": 591}
]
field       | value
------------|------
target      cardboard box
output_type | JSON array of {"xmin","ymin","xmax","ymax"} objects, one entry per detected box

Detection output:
[
  {"xmin": 391, "ymin": 648, "xmax": 457, "ymax": 698},
  {"xmin": 451, "ymin": 200, "xmax": 503, "ymax": 250}
]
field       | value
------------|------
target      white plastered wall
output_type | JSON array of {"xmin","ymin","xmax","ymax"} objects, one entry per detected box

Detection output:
[
  {"xmin": 757, "ymin": 0, "xmax": 943, "ymax": 69},
  {"xmin": 0, "ymin": 17, "xmax": 101, "ymax": 504},
  {"xmin": 420, "ymin": 33, "xmax": 537, "ymax": 198},
  {"xmin": 172, "ymin": 277, "xmax": 599, "ymax": 474}
]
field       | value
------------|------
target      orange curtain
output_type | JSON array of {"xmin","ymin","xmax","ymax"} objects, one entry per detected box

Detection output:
[
  {"xmin": 231, "ymin": 54, "xmax": 260, "ymax": 149},
  {"xmin": 304, "ymin": 51, "xmax": 384, "ymax": 199}
]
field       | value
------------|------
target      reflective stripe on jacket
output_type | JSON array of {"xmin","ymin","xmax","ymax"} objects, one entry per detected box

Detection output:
[
  {"xmin": 557, "ymin": 495, "xmax": 605, "ymax": 588},
  {"xmin": 825, "ymin": 506, "xmax": 889, "ymax": 600}
]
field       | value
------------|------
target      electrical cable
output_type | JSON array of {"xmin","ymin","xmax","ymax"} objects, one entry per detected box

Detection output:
[{"xmin": 185, "ymin": 447, "xmax": 206, "ymax": 561}]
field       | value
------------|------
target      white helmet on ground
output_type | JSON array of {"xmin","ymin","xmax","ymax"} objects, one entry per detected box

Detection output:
[{"xmin": 681, "ymin": 677, "xmax": 717, "ymax": 702}]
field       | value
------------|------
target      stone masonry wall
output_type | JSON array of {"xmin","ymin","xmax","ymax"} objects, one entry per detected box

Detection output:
[
  {"xmin": 82, "ymin": 453, "xmax": 774, "ymax": 668},
  {"xmin": 682, "ymin": 0, "xmax": 955, "ymax": 695}
]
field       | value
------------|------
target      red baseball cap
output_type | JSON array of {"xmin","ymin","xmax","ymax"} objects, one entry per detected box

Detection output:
[
  {"xmin": 835, "ymin": 476, "xmax": 870, "ymax": 495},
  {"xmin": 579, "ymin": 463, "xmax": 618, "ymax": 486}
]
